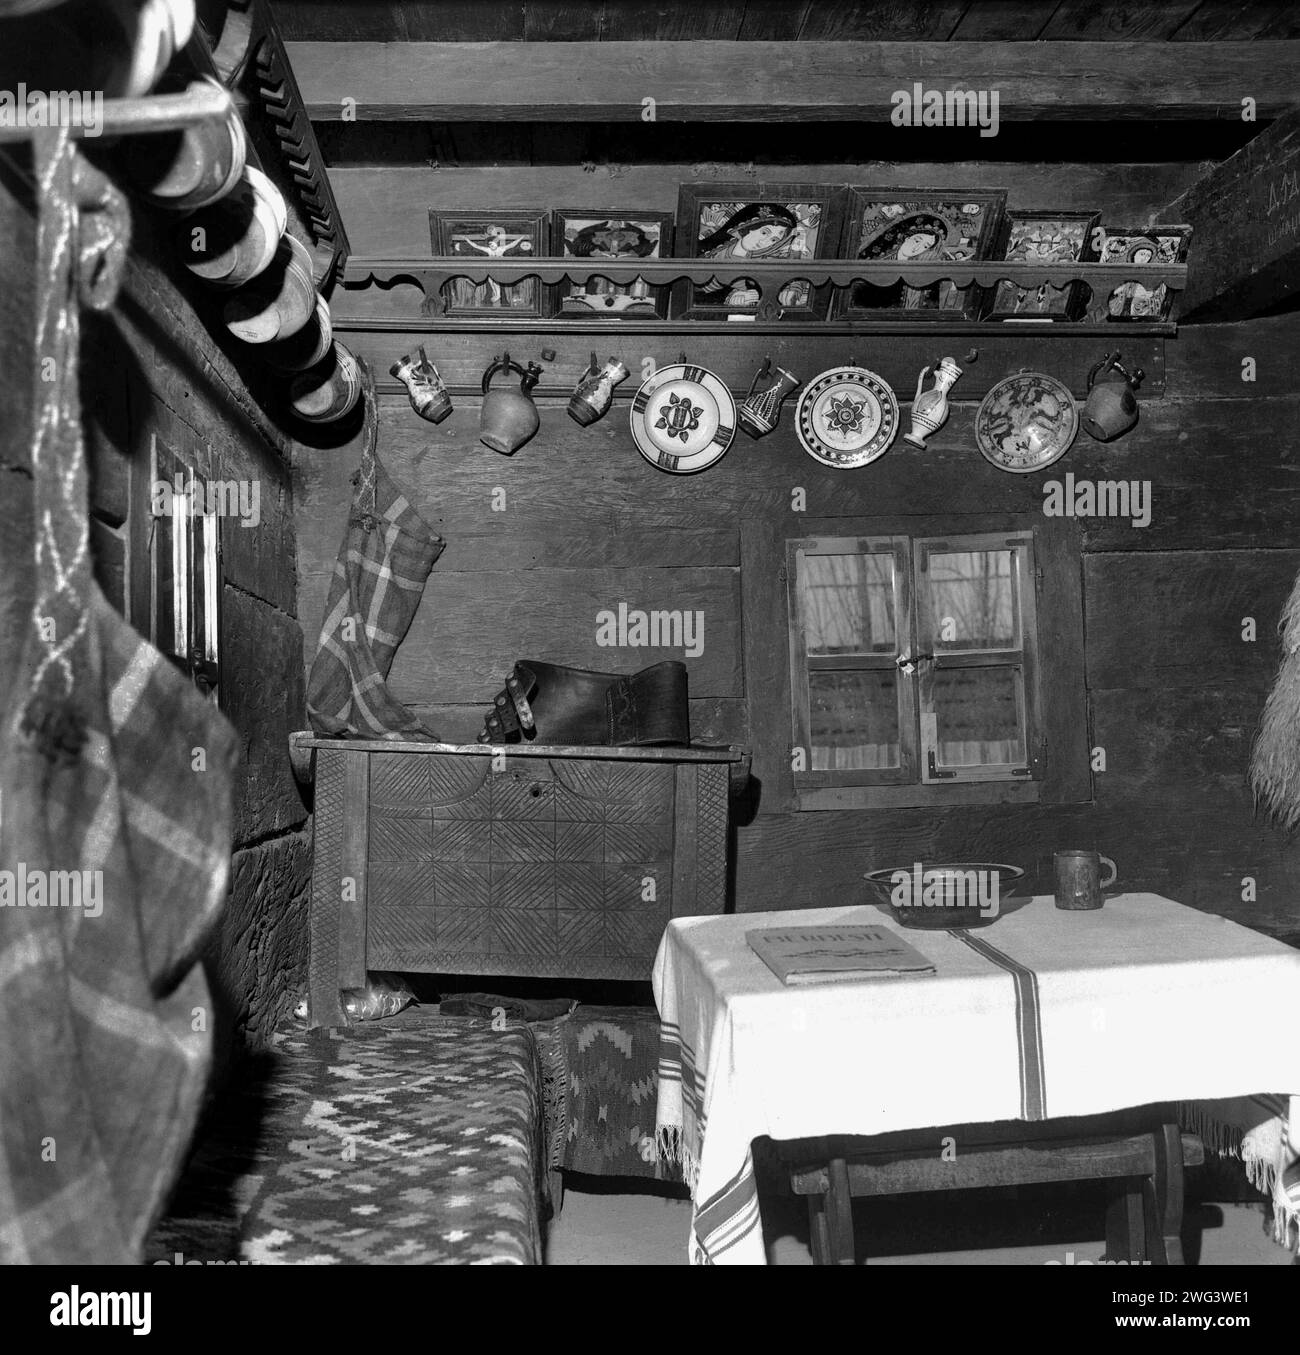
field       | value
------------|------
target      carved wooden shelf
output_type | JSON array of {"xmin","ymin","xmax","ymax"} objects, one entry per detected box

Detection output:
[{"xmin": 344, "ymin": 256, "xmax": 1189, "ymax": 294}]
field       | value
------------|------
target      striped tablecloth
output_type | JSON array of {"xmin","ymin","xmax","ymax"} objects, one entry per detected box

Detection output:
[{"xmin": 652, "ymin": 894, "xmax": 1300, "ymax": 1265}]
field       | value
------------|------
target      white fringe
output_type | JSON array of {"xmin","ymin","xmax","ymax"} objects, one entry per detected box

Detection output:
[
  {"xmin": 1179, "ymin": 1102, "xmax": 1299, "ymax": 1254},
  {"xmin": 656, "ymin": 1125, "xmax": 700, "ymax": 1193}
]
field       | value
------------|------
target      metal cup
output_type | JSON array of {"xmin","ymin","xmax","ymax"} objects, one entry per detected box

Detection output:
[{"xmin": 1054, "ymin": 849, "xmax": 1118, "ymax": 910}]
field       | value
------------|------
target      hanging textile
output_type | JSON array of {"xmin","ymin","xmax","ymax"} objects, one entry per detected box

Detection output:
[
  {"xmin": 306, "ymin": 364, "xmax": 445, "ymax": 738},
  {"xmin": 0, "ymin": 128, "xmax": 237, "ymax": 1264},
  {"xmin": 1249, "ymin": 572, "xmax": 1300, "ymax": 828}
]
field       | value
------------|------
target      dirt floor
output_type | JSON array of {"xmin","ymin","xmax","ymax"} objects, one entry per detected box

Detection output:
[{"xmin": 545, "ymin": 1176, "xmax": 1295, "ymax": 1266}]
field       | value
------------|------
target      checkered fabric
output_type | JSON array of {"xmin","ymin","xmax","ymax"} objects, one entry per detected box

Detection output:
[
  {"xmin": 0, "ymin": 130, "xmax": 237, "ymax": 1264},
  {"xmin": 306, "ymin": 368, "xmax": 444, "ymax": 739}
]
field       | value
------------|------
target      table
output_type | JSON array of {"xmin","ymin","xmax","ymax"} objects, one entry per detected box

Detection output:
[{"xmin": 651, "ymin": 894, "xmax": 1300, "ymax": 1265}]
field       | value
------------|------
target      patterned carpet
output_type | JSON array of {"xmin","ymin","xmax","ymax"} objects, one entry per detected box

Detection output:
[
  {"xmin": 146, "ymin": 1008, "xmax": 546, "ymax": 1265},
  {"xmin": 535, "ymin": 1004, "xmax": 677, "ymax": 1180}
]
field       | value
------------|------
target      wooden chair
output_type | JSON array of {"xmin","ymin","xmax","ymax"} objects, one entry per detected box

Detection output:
[{"xmin": 785, "ymin": 1107, "xmax": 1204, "ymax": 1266}]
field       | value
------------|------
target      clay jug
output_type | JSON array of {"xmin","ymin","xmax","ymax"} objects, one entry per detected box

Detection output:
[
  {"xmin": 739, "ymin": 360, "xmax": 800, "ymax": 438},
  {"xmin": 480, "ymin": 353, "xmax": 543, "ymax": 454},
  {"xmin": 903, "ymin": 355, "xmax": 962, "ymax": 449},
  {"xmin": 568, "ymin": 354, "xmax": 629, "ymax": 427},
  {"xmin": 1082, "ymin": 352, "xmax": 1144, "ymax": 442},
  {"xmin": 391, "ymin": 346, "xmax": 453, "ymax": 424}
]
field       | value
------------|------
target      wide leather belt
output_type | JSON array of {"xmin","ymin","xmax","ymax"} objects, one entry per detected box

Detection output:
[{"xmin": 477, "ymin": 659, "xmax": 690, "ymax": 746}]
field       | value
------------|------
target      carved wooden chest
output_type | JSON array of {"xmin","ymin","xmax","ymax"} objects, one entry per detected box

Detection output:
[{"xmin": 293, "ymin": 737, "xmax": 741, "ymax": 1025}]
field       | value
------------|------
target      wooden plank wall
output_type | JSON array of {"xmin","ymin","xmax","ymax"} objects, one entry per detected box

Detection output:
[{"xmin": 296, "ymin": 162, "xmax": 1300, "ymax": 945}]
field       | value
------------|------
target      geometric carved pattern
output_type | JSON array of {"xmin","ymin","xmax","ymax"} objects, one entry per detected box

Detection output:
[
  {"xmin": 339, "ymin": 750, "xmax": 731, "ymax": 979},
  {"xmin": 369, "ymin": 813, "xmax": 432, "ymax": 861},
  {"xmin": 308, "ymin": 749, "xmax": 348, "ymax": 1025},
  {"xmin": 696, "ymin": 764, "xmax": 729, "ymax": 916}
]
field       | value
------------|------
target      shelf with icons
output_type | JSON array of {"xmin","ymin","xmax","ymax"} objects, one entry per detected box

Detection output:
[{"xmin": 338, "ymin": 255, "xmax": 1189, "ymax": 332}]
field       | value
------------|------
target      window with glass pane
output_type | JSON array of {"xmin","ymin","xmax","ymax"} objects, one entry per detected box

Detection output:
[
  {"xmin": 789, "ymin": 537, "xmax": 913, "ymax": 785},
  {"xmin": 915, "ymin": 534, "xmax": 1037, "ymax": 782},
  {"xmin": 788, "ymin": 530, "xmax": 1039, "ymax": 791}
]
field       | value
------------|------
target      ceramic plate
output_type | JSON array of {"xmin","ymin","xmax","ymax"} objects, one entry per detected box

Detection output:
[
  {"xmin": 630, "ymin": 363, "xmax": 737, "ymax": 474},
  {"xmin": 975, "ymin": 371, "xmax": 1079, "ymax": 473},
  {"xmin": 795, "ymin": 366, "xmax": 899, "ymax": 469}
]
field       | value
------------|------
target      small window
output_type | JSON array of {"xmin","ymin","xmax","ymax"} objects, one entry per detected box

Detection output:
[
  {"xmin": 149, "ymin": 436, "xmax": 222, "ymax": 705},
  {"xmin": 786, "ymin": 526, "xmax": 1060, "ymax": 809}
]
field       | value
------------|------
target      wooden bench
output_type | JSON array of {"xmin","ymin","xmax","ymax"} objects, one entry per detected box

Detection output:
[{"xmin": 785, "ymin": 1107, "xmax": 1204, "ymax": 1266}]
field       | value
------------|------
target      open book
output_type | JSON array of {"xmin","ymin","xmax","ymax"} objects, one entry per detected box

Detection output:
[{"xmin": 746, "ymin": 923, "xmax": 936, "ymax": 986}]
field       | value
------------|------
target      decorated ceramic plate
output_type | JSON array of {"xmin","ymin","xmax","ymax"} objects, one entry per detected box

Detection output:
[
  {"xmin": 629, "ymin": 362, "xmax": 737, "ymax": 474},
  {"xmin": 975, "ymin": 371, "xmax": 1079, "ymax": 474},
  {"xmin": 795, "ymin": 365, "xmax": 899, "ymax": 469}
]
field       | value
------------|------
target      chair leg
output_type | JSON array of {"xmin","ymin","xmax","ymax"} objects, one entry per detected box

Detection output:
[
  {"xmin": 807, "ymin": 1193, "xmax": 831, "ymax": 1265},
  {"xmin": 825, "ymin": 1157, "xmax": 856, "ymax": 1265},
  {"xmin": 1146, "ymin": 1122, "xmax": 1186, "ymax": 1265},
  {"xmin": 1105, "ymin": 1179, "xmax": 1146, "ymax": 1263}
]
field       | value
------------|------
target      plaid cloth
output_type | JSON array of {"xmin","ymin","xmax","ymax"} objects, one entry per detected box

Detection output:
[
  {"xmin": 306, "ymin": 369, "xmax": 444, "ymax": 739},
  {"xmin": 0, "ymin": 130, "xmax": 237, "ymax": 1264}
]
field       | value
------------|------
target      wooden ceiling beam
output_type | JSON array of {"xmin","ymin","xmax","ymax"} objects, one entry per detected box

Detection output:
[
  {"xmin": 1160, "ymin": 107, "xmax": 1300, "ymax": 321},
  {"xmin": 286, "ymin": 38, "xmax": 1300, "ymax": 122}
]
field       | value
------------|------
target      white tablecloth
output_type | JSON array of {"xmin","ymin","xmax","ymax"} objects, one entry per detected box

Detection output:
[{"xmin": 652, "ymin": 894, "xmax": 1300, "ymax": 1265}]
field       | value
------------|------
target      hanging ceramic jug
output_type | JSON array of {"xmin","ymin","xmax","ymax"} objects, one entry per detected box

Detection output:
[
  {"xmin": 568, "ymin": 353, "xmax": 629, "ymax": 426},
  {"xmin": 480, "ymin": 352, "xmax": 544, "ymax": 454},
  {"xmin": 739, "ymin": 360, "xmax": 800, "ymax": 438},
  {"xmin": 903, "ymin": 355, "xmax": 963, "ymax": 450},
  {"xmin": 391, "ymin": 346, "xmax": 453, "ymax": 424},
  {"xmin": 1082, "ymin": 352, "xmax": 1145, "ymax": 442}
]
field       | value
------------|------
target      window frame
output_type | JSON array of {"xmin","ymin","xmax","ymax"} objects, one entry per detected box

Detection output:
[{"xmin": 742, "ymin": 512, "xmax": 1089, "ymax": 814}]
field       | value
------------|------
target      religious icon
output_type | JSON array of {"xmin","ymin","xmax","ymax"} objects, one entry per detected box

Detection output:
[
  {"xmin": 834, "ymin": 189, "xmax": 1006, "ymax": 321},
  {"xmin": 428, "ymin": 210, "xmax": 549, "ymax": 317},
  {"xmin": 675, "ymin": 184, "xmax": 845, "ymax": 320},
  {"xmin": 551, "ymin": 210, "xmax": 673, "ymax": 318}
]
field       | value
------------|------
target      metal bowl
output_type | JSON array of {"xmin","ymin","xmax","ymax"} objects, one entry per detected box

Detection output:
[{"xmin": 863, "ymin": 862, "xmax": 1026, "ymax": 930}]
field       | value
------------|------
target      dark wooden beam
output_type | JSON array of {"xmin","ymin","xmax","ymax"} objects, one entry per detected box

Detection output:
[
  {"xmin": 1161, "ymin": 106, "xmax": 1300, "ymax": 320},
  {"xmin": 286, "ymin": 39, "xmax": 1300, "ymax": 121}
]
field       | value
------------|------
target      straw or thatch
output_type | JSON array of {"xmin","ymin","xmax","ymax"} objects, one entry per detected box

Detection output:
[{"xmin": 1249, "ymin": 571, "xmax": 1300, "ymax": 829}]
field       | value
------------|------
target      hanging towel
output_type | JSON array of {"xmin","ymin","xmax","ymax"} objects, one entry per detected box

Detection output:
[
  {"xmin": 306, "ymin": 366, "xmax": 444, "ymax": 738},
  {"xmin": 0, "ymin": 129, "xmax": 237, "ymax": 1264},
  {"xmin": 1182, "ymin": 1096, "xmax": 1300, "ymax": 1254}
]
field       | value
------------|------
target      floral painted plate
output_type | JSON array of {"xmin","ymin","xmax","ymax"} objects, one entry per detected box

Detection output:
[
  {"xmin": 795, "ymin": 365, "xmax": 899, "ymax": 469},
  {"xmin": 629, "ymin": 362, "xmax": 737, "ymax": 474},
  {"xmin": 975, "ymin": 371, "xmax": 1079, "ymax": 473}
]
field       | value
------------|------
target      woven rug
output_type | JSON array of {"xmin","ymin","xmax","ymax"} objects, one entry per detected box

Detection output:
[
  {"xmin": 536, "ymin": 1005, "xmax": 676, "ymax": 1180},
  {"xmin": 146, "ymin": 1008, "xmax": 546, "ymax": 1265}
]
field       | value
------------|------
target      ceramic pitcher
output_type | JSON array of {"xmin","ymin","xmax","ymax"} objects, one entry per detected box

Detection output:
[
  {"xmin": 391, "ymin": 346, "xmax": 453, "ymax": 424},
  {"xmin": 568, "ymin": 355, "xmax": 630, "ymax": 427},
  {"xmin": 903, "ymin": 355, "xmax": 962, "ymax": 449},
  {"xmin": 739, "ymin": 361, "xmax": 800, "ymax": 438}
]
